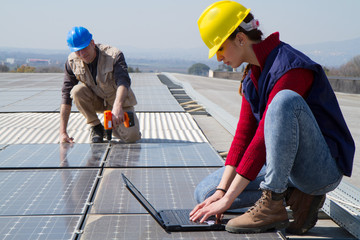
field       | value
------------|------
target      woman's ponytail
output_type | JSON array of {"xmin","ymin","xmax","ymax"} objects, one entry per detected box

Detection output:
[{"xmin": 239, "ymin": 64, "xmax": 251, "ymax": 96}]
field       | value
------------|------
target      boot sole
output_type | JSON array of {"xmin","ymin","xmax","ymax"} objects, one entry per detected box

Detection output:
[
  {"xmin": 91, "ymin": 137, "xmax": 104, "ymax": 143},
  {"xmin": 286, "ymin": 195, "xmax": 326, "ymax": 235},
  {"xmin": 226, "ymin": 220, "xmax": 289, "ymax": 234}
]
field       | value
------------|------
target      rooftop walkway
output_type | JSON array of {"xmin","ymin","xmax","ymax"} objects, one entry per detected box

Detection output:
[{"xmin": 0, "ymin": 72, "xmax": 358, "ymax": 239}]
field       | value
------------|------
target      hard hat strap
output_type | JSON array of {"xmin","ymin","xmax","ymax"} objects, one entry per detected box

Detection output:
[{"xmin": 240, "ymin": 19, "xmax": 259, "ymax": 32}]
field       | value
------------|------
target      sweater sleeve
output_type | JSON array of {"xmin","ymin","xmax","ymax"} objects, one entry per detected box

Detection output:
[
  {"xmin": 225, "ymin": 95, "xmax": 258, "ymax": 168},
  {"xmin": 234, "ymin": 68, "xmax": 314, "ymax": 180}
]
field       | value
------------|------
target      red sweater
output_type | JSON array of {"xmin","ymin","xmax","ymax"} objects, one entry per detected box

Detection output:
[{"xmin": 225, "ymin": 32, "xmax": 314, "ymax": 181}]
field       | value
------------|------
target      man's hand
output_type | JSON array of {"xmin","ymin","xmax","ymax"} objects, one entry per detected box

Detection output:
[
  {"xmin": 111, "ymin": 107, "xmax": 125, "ymax": 128},
  {"xmin": 59, "ymin": 132, "xmax": 74, "ymax": 143},
  {"xmin": 59, "ymin": 104, "xmax": 73, "ymax": 143},
  {"xmin": 111, "ymin": 85, "xmax": 128, "ymax": 128}
]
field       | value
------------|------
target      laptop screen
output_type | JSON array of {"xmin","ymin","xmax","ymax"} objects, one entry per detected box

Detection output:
[{"xmin": 121, "ymin": 174, "xmax": 163, "ymax": 223}]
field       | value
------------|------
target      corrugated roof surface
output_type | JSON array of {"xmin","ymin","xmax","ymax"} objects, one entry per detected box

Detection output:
[
  {"xmin": 0, "ymin": 112, "xmax": 207, "ymax": 144},
  {"xmin": 139, "ymin": 112, "xmax": 207, "ymax": 143}
]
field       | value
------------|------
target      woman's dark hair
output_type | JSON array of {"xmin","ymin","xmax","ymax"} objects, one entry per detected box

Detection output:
[{"xmin": 228, "ymin": 13, "xmax": 263, "ymax": 96}]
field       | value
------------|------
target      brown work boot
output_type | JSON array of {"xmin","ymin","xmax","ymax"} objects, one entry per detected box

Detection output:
[
  {"xmin": 225, "ymin": 190, "xmax": 289, "ymax": 233},
  {"xmin": 285, "ymin": 187, "xmax": 326, "ymax": 235}
]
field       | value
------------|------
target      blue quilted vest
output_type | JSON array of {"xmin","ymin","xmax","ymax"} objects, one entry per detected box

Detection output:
[{"xmin": 242, "ymin": 42, "xmax": 355, "ymax": 177}]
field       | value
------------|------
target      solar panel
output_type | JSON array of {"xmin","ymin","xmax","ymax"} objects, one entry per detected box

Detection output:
[
  {"xmin": 0, "ymin": 91, "xmax": 39, "ymax": 107},
  {"xmin": 105, "ymin": 142, "xmax": 224, "ymax": 167},
  {"xmin": 0, "ymin": 90, "xmax": 62, "ymax": 112},
  {"xmin": 0, "ymin": 216, "xmax": 80, "ymax": 240},
  {"xmin": 131, "ymin": 73, "xmax": 185, "ymax": 112},
  {"xmin": 0, "ymin": 144, "xmax": 108, "ymax": 168},
  {"xmin": 0, "ymin": 73, "xmax": 62, "ymax": 90},
  {"xmin": 0, "ymin": 169, "xmax": 99, "ymax": 215},
  {"xmin": 130, "ymin": 73, "xmax": 165, "ymax": 87},
  {"xmin": 133, "ymin": 86, "xmax": 184, "ymax": 112},
  {"xmin": 90, "ymin": 168, "xmax": 218, "ymax": 214}
]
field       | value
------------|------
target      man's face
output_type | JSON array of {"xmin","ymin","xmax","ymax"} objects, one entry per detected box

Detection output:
[{"xmin": 75, "ymin": 40, "xmax": 96, "ymax": 64}]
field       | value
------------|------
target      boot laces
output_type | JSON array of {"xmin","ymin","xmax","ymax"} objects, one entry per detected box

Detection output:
[{"xmin": 247, "ymin": 191, "xmax": 270, "ymax": 215}]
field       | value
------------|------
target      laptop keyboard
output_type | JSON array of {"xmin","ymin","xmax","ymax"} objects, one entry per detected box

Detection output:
[{"xmin": 165, "ymin": 209, "xmax": 199, "ymax": 225}]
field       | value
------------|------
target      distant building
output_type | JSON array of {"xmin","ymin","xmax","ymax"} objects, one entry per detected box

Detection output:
[
  {"xmin": 6, "ymin": 58, "xmax": 15, "ymax": 64},
  {"xmin": 26, "ymin": 59, "xmax": 51, "ymax": 65}
]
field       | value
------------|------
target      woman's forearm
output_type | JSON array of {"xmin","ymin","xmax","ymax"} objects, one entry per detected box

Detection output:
[{"xmin": 217, "ymin": 165, "xmax": 238, "ymax": 190}]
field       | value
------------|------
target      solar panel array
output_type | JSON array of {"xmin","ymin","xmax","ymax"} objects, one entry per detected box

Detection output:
[
  {"xmin": 0, "ymin": 144, "xmax": 104, "ymax": 239},
  {"xmin": 0, "ymin": 73, "xmax": 182, "ymax": 113},
  {"xmin": 0, "ymin": 73, "xmax": 284, "ymax": 239}
]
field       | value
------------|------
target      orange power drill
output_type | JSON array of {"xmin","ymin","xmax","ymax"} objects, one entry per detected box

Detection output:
[
  {"xmin": 104, "ymin": 110, "xmax": 113, "ymax": 141},
  {"xmin": 104, "ymin": 110, "xmax": 135, "ymax": 141}
]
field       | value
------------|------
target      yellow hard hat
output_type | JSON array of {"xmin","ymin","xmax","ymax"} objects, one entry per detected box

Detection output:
[{"xmin": 197, "ymin": 1, "xmax": 250, "ymax": 58}]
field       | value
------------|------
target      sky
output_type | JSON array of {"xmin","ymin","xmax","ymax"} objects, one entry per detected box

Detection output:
[{"xmin": 1, "ymin": 0, "xmax": 360, "ymax": 55}]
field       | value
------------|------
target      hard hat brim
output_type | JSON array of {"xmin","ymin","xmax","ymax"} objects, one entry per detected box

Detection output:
[
  {"xmin": 68, "ymin": 38, "xmax": 91, "ymax": 52},
  {"xmin": 209, "ymin": 46, "xmax": 220, "ymax": 59}
]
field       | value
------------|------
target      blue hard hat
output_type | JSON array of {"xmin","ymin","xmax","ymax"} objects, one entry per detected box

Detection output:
[{"xmin": 66, "ymin": 26, "xmax": 93, "ymax": 52}]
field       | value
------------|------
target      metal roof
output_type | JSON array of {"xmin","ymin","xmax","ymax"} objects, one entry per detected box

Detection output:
[
  {"xmin": 0, "ymin": 112, "xmax": 207, "ymax": 144},
  {"xmin": 1, "ymin": 72, "xmax": 359, "ymax": 239}
]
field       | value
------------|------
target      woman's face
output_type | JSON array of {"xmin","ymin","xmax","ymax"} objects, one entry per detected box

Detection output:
[{"xmin": 216, "ymin": 34, "xmax": 245, "ymax": 68}]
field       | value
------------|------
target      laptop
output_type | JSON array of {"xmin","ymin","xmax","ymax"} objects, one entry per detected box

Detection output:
[{"xmin": 121, "ymin": 173, "xmax": 226, "ymax": 232}]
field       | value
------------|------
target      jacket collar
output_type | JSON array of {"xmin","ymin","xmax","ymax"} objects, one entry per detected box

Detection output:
[{"xmin": 249, "ymin": 32, "xmax": 281, "ymax": 88}]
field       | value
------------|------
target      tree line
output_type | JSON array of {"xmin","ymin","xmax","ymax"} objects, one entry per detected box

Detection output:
[
  {"xmin": 189, "ymin": 55, "xmax": 360, "ymax": 78},
  {"xmin": 0, "ymin": 64, "xmax": 63, "ymax": 73},
  {"xmin": 328, "ymin": 55, "xmax": 360, "ymax": 77}
]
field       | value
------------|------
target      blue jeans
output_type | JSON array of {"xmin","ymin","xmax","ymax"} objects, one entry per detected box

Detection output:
[
  {"xmin": 194, "ymin": 166, "xmax": 265, "ymax": 209},
  {"xmin": 194, "ymin": 90, "xmax": 342, "ymax": 209}
]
